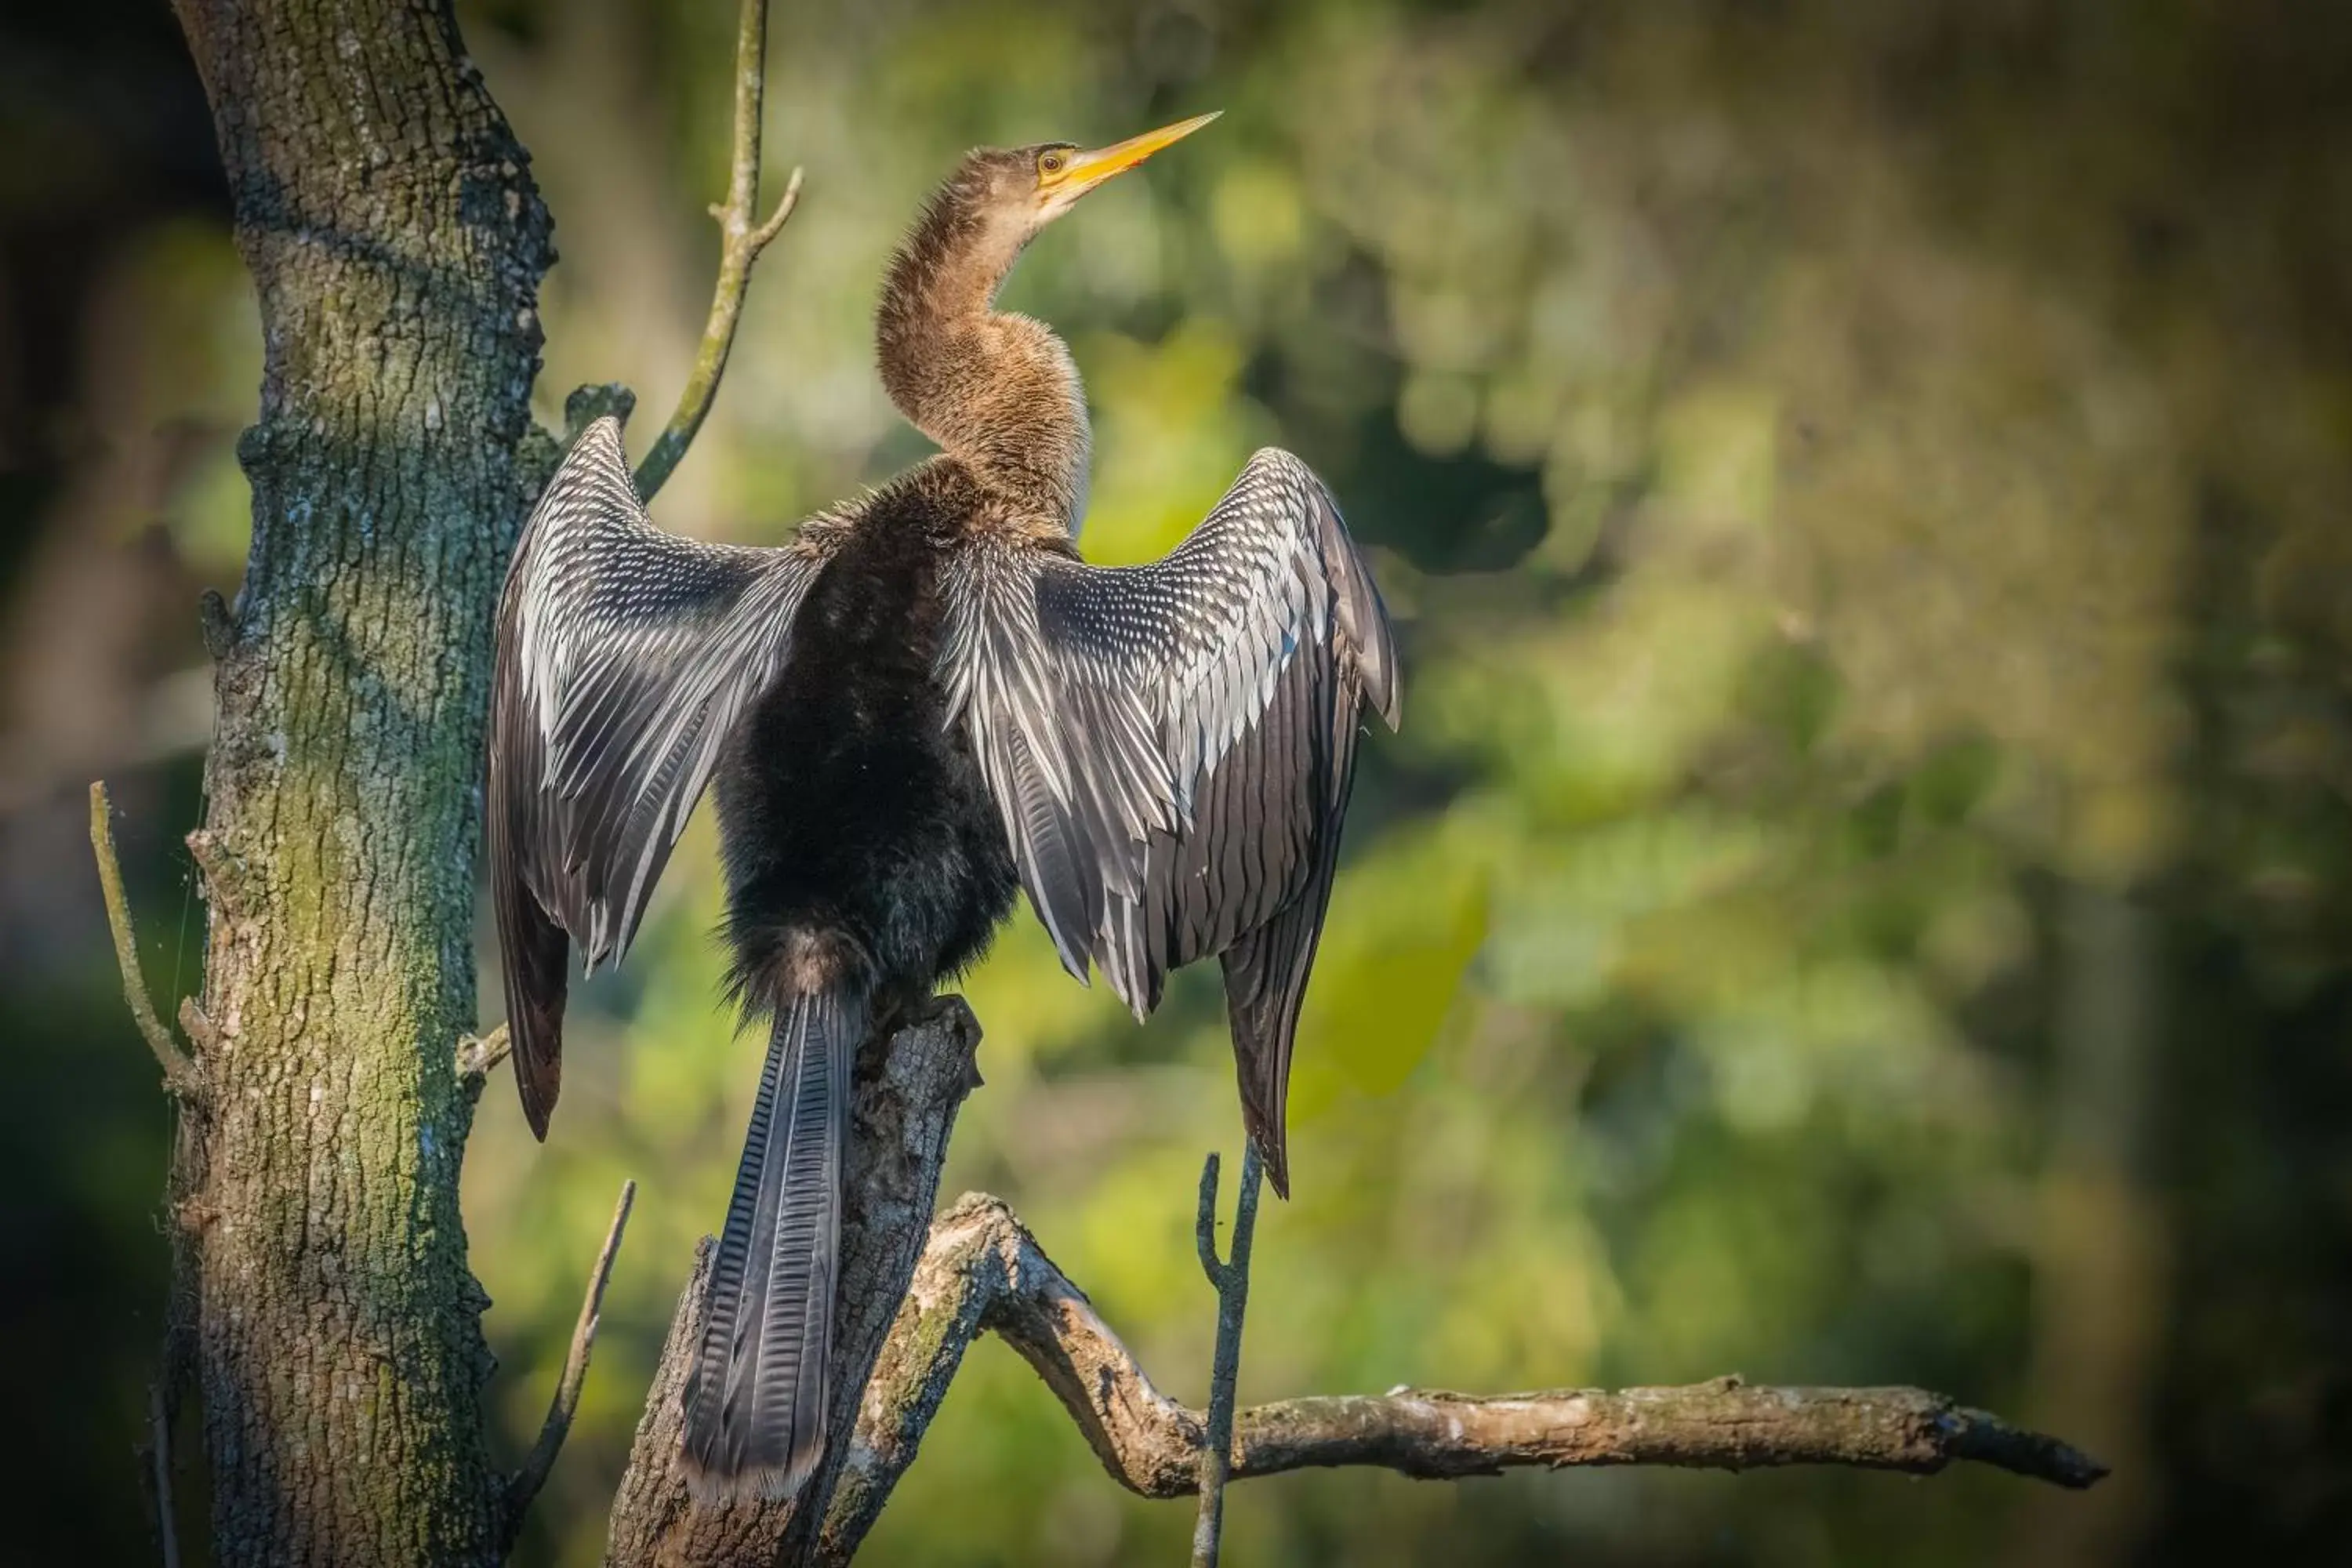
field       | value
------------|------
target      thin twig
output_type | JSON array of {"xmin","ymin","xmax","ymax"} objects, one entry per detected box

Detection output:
[
  {"xmin": 1192, "ymin": 1147, "xmax": 1263, "ymax": 1568},
  {"xmin": 503, "ymin": 1178, "xmax": 637, "ymax": 1548},
  {"xmin": 89, "ymin": 782, "xmax": 201, "ymax": 1097},
  {"xmin": 631, "ymin": 0, "xmax": 804, "ymax": 502},
  {"xmin": 145, "ymin": 1381, "xmax": 180, "ymax": 1568},
  {"xmin": 1193, "ymin": 1152, "xmax": 1224, "ymax": 1283}
]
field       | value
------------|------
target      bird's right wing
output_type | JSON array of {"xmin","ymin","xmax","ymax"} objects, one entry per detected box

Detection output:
[{"xmin": 489, "ymin": 416, "xmax": 833, "ymax": 1138}]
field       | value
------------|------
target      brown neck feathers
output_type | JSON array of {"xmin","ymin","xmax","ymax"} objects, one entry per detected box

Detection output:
[{"xmin": 876, "ymin": 157, "xmax": 1091, "ymax": 532}]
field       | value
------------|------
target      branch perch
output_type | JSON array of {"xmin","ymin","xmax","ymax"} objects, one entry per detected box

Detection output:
[
  {"xmin": 606, "ymin": 999, "xmax": 985, "ymax": 1567},
  {"xmin": 89, "ymin": 782, "xmax": 201, "ymax": 1098},
  {"xmin": 631, "ymin": 0, "xmax": 803, "ymax": 502},
  {"xmin": 811, "ymin": 1192, "xmax": 2104, "ymax": 1565},
  {"xmin": 503, "ymin": 1178, "xmax": 637, "ymax": 1550},
  {"xmin": 608, "ymin": 980, "xmax": 2101, "ymax": 1566}
]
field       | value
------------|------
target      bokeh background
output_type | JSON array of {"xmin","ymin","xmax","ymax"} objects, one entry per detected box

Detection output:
[{"xmin": 7, "ymin": 1, "xmax": 2351, "ymax": 1563}]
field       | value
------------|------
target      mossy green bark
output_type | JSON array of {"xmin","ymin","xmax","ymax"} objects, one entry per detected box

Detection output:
[{"xmin": 169, "ymin": 1, "xmax": 554, "ymax": 1561}]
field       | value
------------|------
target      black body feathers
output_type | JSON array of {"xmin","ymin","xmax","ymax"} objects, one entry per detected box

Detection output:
[{"xmin": 715, "ymin": 480, "xmax": 1017, "ymax": 1015}]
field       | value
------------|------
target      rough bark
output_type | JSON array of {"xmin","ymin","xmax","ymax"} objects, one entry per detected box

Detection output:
[
  {"xmin": 165, "ymin": 2, "xmax": 553, "ymax": 1562},
  {"xmin": 604, "ymin": 1000, "xmax": 985, "ymax": 1567}
]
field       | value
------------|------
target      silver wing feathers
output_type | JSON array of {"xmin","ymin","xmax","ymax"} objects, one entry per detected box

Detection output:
[
  {"xmin": 941, "ymin": 447, "xmax": 1399, "ymax": 1192},
  {"xmin": 488, "ymin": 416, "xmax": 828, "ymax": 1137}
]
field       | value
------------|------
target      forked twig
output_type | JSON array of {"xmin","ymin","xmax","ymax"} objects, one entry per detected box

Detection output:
[{"xmin": 1191, "ymin": 1147, "xmax": 1264, "ymax": 1567}]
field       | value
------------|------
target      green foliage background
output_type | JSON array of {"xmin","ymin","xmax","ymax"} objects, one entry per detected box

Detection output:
[{"xmin": 5, "ymin": 2, "xmax": 2350, "ymax": 1563}]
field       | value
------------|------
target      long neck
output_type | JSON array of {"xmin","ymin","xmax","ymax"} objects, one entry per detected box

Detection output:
[{"xmin": 877, "ymin": 177, "xmax": 1091, "ymax": 531}]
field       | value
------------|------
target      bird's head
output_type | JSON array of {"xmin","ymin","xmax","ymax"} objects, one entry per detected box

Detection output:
[
  {"xmin": 945, "ymin": 111, "xmax": 1221, "ymax": 248},
  {"xmin": 880, "ymin": 109, "xmax": 1220, "ymax": 481}
]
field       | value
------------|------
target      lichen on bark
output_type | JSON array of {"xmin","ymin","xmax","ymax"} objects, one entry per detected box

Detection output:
[{"xmin": 167, "ymin": 1, "xmax": 554, "ymax": 1560}]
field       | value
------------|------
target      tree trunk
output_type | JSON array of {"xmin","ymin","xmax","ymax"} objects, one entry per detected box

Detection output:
[{"xmin": 167, "ymin": 2, "xmax": 552, "ymax": 1562}]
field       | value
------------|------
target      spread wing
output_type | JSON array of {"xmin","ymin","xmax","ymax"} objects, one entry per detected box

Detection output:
[
  {"xmin": 939, "ymin": 448, "xmax": 1400, "ymax": 1193},
  {"xmin": 489, "ymin": 416, "xmax": 831, "ymax": 1138}
]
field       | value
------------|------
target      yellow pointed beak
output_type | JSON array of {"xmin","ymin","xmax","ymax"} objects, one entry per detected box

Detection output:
[{"xmin": 1049, "ymin": 111, "xmax": 1221, "ymax": 200}]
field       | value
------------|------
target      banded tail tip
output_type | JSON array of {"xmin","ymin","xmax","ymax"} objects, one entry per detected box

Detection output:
[{"xmin": 678, "ymin": 1436, "xmax": 823, "ymax": 1506}]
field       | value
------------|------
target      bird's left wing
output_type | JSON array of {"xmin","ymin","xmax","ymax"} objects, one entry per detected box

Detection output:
[
  {"xmin": 939, "ymin": 448, "xmax": 1399, "ymax": 1192},
  {"xmin": 490, "ymin": 416, "xmax": 833, "ymax": 1138}
]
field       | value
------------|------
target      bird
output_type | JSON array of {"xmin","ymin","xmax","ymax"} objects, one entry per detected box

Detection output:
[{"xmin": 487, "ymin": 111, "xmax": 1399, "ymax": 1504}]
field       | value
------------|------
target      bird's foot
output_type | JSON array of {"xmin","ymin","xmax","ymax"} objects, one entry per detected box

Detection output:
[{"xmin": 877, "ymin": 991, "xmax": 983, "ymax": 1090}]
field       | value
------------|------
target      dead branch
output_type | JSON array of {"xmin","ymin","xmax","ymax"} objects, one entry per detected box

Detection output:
[
  {"xmin": 630, "ymin": 0, "xmax": 804, "ymax": 502},
  {"xmin": 503, "ymin": 1179, "xmax": 637, "ymax": 1550},
  {"xmin": 808, "ymin": 1192, "xmax": 2105, "ymax": 1565},
  {"xmin": 607, "ymin": 982, "xmax": 2100, "ymax": 1568},
  {"xmin": 605, "ymin": 999, "xmax": 985, "ymax": 1567},
  {"xmin": 88, "ymin": 782, "xmax": 201, "ymax": 1098}
]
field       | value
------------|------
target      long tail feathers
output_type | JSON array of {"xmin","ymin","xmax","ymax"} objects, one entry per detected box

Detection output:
[{"xmin": 681, "ymin": 984, "xmax": 862, "ymax": 1501}]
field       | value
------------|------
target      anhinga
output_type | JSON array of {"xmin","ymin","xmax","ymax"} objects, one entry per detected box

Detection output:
[{"xmin": 489, "ymin": 112, "xmax": 1399, "ymax": 1501}]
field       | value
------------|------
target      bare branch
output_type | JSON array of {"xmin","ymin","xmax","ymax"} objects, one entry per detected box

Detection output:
[
  {"xmin": 503, "ymin": 1178, "xmax": 637, "ymax": 1549},
  {"xmin": 1221, "ymin": 1381, "xmax": 2108, "ymax": 1489},
  {"xmin": 89, "ymin": 782, "xmax": 201, "ymax": 1098},
  {"xmin": 631, "ymin": 0, "xmax": 804, "ymax": 502},
  {"xmin": 1192, "ymin": 1147, "xmax": 1264, "ymax": 1568},
  {"xmin": 815, "ymin": 1192, "xmax": 2104, "ymax": 1564},
  {"xmin": 612, "ymin": 988, "xmax": 2101, "ymax": 1566}
]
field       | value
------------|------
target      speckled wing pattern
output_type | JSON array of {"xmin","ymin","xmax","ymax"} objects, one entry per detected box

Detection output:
[
  {"xmin": 489, "ymin": 416, "xmax": 829, "ymax": 1138},
  {"xmin": 939, "ymin": 448, "xmax": 1400, "ymax": 1193}
]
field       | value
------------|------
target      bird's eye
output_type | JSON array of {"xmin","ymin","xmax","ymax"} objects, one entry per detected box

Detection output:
[{"xmin": 1038, "ymin": 150, "xmax": 1067, "ymax": 177}]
